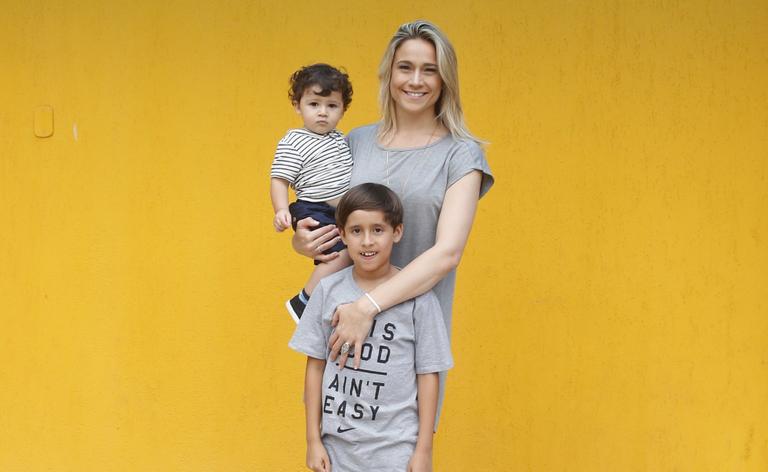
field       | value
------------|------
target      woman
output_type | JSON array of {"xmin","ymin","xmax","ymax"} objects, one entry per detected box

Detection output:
[{"xmin": 293, "ymin": 19, "xmax": 494, "ymax": 422}]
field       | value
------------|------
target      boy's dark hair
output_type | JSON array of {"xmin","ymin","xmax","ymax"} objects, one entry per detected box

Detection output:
[
  {"xmin": 289, "ymin": 63, "xmax": 353, "ymax": 111},
  {"xmin": 335, "ymin": 183, "xmax": 403, "ymax": 229}
]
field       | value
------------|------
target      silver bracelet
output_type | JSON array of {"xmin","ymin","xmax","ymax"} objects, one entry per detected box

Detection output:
[{"xmin": 364, "ymin": 292, "xmax": 382, "ymax": 314}]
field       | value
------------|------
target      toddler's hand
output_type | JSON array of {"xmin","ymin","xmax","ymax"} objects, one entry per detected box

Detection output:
[{"xmin": 273, "ymin": 209, "xmax": 292, "ymax": 232}]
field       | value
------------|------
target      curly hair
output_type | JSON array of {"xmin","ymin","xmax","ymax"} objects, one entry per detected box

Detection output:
[{"xmin": 289, "ymin": 63, "xmax": 353, "ymax": 111}]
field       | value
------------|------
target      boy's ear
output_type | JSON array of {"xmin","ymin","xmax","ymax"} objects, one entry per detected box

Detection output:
[
  {"xmin": 292, "ymin": 101, "xmax": 301, "ymax": 114},
  {"xmin": 339, "ymin": 227, "xmax": 347, "ymax": 245},
  {"xmin": 392, "ymin": 224, "xmax": 403, "ymax": 243}
]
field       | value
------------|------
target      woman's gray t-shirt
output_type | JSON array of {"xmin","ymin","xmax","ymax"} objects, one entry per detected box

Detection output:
[{"xmin": 347, "ymin": 124, "xmax": 494, "ymax": 421}]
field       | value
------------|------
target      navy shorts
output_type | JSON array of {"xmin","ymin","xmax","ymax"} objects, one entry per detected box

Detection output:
[{"xmin": 289, "ymin": 199, "xmax": 346, "ymax": 265}]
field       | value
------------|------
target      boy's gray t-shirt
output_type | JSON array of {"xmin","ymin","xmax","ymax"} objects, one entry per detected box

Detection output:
[{"xmin": 289, "ymin": 267, "xmax": 453, "ymax": 472}]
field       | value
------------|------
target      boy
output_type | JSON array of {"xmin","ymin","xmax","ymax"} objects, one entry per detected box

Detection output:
[
  {"xmin": 289, "ymin": 183, "xmax": 453, "ymax": 472},
  {"xmin": 270, "ymin": 64, "xmax": 354, "ymax": 322}
]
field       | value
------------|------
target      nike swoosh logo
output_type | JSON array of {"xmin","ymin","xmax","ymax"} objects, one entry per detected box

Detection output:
[{"xmin": 337, "ymin": 426, "xmax": 356, "ymax": 433}]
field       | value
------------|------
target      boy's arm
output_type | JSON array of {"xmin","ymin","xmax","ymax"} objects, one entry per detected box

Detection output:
[
  {"xmin": 270, "ymin": 177, "xmax": 292, "ymax": 232},
  {"xmin": 409, "ymin": 372, "xmax": 439, "ymax": 472},
  {"xmin": 305, "ymin": 357, "xmax": 332, "ymax": 472}
]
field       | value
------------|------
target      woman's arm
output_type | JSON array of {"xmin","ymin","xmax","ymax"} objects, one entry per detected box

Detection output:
[{"xmin": 329, "ymin": 170, "xmax": 483, "ymax": 369}]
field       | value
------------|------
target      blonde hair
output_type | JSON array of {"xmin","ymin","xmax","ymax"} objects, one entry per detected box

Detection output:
[{"xmin": 378, "ymin": 20, "xmax": 482, "ymax": 143}]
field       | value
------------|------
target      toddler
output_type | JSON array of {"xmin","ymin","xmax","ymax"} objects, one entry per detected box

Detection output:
[{"xmin": 270, "ymin": 64, "xmax": 353, "ymax": 321}]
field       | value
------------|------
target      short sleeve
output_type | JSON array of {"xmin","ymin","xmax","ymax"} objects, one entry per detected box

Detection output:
[
  {"xmin": 270, "ymin": 137, "xmax": 303, "ymax": 184},
  {"xmin": 288, "ymin": 282, "xmax": 329, "ymax": 360},
  {"xmin": 413, "ymin": 291, "xmax": 454, "ymax": 374},
  {"xmin": 447, "ymin": 140, "xmax": 494, "ymax": 198},
  {"xmin": 346, "ymin": 125, "xmax": 366, "ymax": 147}
]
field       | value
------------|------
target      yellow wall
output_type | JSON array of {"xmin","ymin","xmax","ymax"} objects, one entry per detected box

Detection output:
[{"xmin": 2, "ymin": 1, "xmax": 767, "ymax": 470}]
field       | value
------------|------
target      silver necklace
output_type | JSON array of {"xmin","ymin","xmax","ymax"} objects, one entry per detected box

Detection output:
[{"xmin": 384, "ymin": 122, "xmax": 439, "ymax": 194}]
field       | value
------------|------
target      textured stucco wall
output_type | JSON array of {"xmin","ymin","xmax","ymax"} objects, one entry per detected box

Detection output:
[{"xmin": 1, "ymin": 1, "xmax": 767, "ymax": 470}]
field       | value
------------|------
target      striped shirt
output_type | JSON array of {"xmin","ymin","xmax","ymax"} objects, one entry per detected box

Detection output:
[{"xmin": 270, "ymin": 128, "xmax": 353, "ymax": 202}]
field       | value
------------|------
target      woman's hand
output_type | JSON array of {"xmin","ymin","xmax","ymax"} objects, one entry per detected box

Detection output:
[
  {"xmin": 292, "ymin": 217, "xmax": 341, "ymax": 262},
  {"xmin": 306, "ymin": 438, "xmax": 332, "ymax": 472},
  {"xmin": 328, "ymin": 298, "xmax": 377, "ymax": 370}
]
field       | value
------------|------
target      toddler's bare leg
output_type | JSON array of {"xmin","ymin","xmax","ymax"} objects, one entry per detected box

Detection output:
[{"xmin": 304, "ymin": 249, "xmax": 351, "ymax": 295}]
